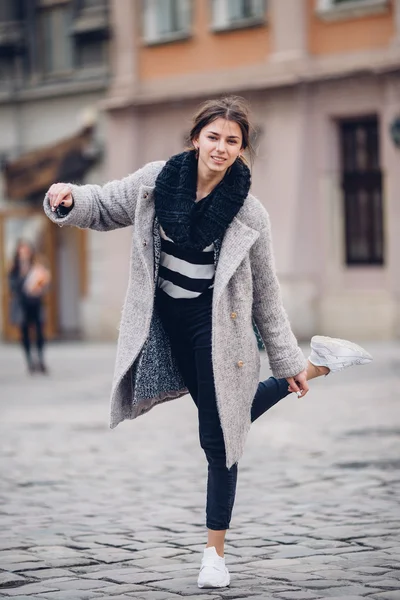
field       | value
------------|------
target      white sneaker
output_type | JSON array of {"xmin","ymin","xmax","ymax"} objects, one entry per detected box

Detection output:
[
  {"xmin": 197, "ymin": 546, "xmax": 230, "ymax": 589},
  {"xmin": 309, "ymin": 335, "xmax": 373, "ymax": 373}
]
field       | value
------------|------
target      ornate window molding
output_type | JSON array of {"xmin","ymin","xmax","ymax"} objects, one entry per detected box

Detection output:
[{"xmin": 316, "ymin": 0, "xmax": 389, "ymax": 21}]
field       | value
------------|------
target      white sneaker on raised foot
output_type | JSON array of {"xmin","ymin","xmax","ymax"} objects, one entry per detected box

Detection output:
[
  {"xmin": 309, "ymin": 335, "xmax": 373, "ymax": 373},
  {"xmin": 197, "ymin": 546, "xmax": 230, "ymax": 589}
]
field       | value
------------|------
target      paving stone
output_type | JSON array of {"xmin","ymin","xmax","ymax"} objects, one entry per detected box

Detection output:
[
  {"xmin": 19, "ymin": 570, "xmax": 76, "ymax": 581},
  {"xmin": 67, "ymin": 563, "xmax": 144, "ymax": 576},
  {"xmin": 267, "ymin": 546, "xmax": 321, "ymax": 559},
  {"xmin": 0, "ymin": 572, "xmax": 30, "ymax": 587},
  {"xmin": 273, "ymin": 592, "xmax": 324, "ymax": 600},
  {"xmin": 5, "ymin": 563, "xmax": 49, "ymax": 573},
  {"xmin": 269, "ymin": 573, "xmax": 323, "ymax": 583},
  {"xmin": 318, "ymin": 585, "xmax": 383, "ymax": 597},
  {"xmin": 93, "ymin": 597, "xmax": 137, "ymax": 600},
  {"xmin": 297, "ymin": 580, "xmax": 351, "ymax": 590},
  {"xmin": 92, "ymin": 571, "xmax": 170, "ymax": 585},
  {"xmin": 41, "ymin": 559, "xmax": 99, "ymax": 569},
  {"xmin": 0, "ymin": 581, "xmax": 61, "ymax": 596},
  {"xmin": 365, "ymin": 579, "xmax": 400, "ymax": 589},
  {"xmin": 88, "ymin": 583, "xmax": 149, "ymax": 595},
  {"xmin": 149, "ymin": 575, "xmax": 225, "ymax": 595},
  {"xmin": 43, "ymin": 579, "xmax": 112, "ymax": 591},
  {"xmin": 38, "ymin": 592, "xmax": 104, "ymax": 600},
  {"xmin": 350, "ymin": 567, "xmax": 390, "ymax": 575},
  {"xmin": 28, "ymin": 548, "xmax": 83, "ymax": 560},
  {"xmin": 218, "ymin": 590, "xmax": 272, "ymax": 599},
  {"xmin": 318, "ymin": 597, "xmax": 365, "ymax": 600},
  {"xmin": 121, "ymin": 594, "xmax": 218, "ymax": 600},
  {"xmin": 81, "ymin": 549, "xmax": 136, "ymax": 564},
  {"xmin": 0, "ymin": 597, "xmax": 50, "ymax": 600}
]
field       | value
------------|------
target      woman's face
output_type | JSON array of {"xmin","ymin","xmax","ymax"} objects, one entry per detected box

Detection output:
[
  {"xmin": 194, "ymin": 118, "xmax": 243, "ymax": 175},
  {"xmin": 18, "ymin": 243, "xmax": 33, "ymax": 262}
]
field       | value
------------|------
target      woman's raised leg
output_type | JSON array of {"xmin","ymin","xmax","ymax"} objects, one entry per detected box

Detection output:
[{"xmin": 251, "ymin": 361, "xmax": 330, "ymax": 423}]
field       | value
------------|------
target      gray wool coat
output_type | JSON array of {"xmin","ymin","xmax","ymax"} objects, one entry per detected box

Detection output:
[{"xmin": 44, "ymin": 161, "xmax": 306, "ymax": 468}]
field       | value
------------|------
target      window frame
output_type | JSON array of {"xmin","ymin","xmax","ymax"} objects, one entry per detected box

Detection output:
[
  {"xmin": 142, "ymin": 0, "xmax": 192, "ymax": 47},
  {"xmin": 36, "ymin": 2, "xmax": 75, "ymax": 79},
  {"xmin": 338, "ymin": 115, "xmax": 384, "ymax": 267},
  {"xmin": 316, "ymin": 0, "xmax": 389, "ymax": 22},
  {"xmin": 211, "ymin": 0, "xmax": 267, "ymax": 33}
]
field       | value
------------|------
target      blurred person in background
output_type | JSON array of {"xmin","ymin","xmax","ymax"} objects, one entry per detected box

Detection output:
[
  {"xmin": 44, "ymin": 96, "xmax": 372, "ymax": 589},
  {"xmin": 8, "ymin": 240, "xmax": 51, "ymax": 374}
]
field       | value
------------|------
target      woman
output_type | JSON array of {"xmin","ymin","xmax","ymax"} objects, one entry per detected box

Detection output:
[
  {"xmin": 44, "ymin": 97, "xmax": 372, "ymax": 589},
  {"xmin": 8, "ymin": 240, "xmax": 51, "ymax": 374}
]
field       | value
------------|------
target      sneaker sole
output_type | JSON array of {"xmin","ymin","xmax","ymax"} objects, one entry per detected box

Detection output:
[
  {"xmin": 311, "ymin": 335, "xmax": 373, "ymax": 362},
  {"xmin": 198, "ymin": 574, "xmax": 230, "ymax": 588},
  {"xmin": 198, "ymin": 581, "xmax": 230, "ymax": 589}
]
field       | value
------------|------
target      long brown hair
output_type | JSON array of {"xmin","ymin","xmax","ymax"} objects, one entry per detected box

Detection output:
[
  {"xmin": 189, "ymin": 96, "xmax": 255, "ymax": 164},
  {"xmin": 9, "ymin": 239, "xmax": 35, "ymax": 276}
]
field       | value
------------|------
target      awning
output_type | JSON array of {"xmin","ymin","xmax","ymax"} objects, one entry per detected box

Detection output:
[{"xmin": 4, "ymin": 126, "xmax": 99, "ymax": 200}]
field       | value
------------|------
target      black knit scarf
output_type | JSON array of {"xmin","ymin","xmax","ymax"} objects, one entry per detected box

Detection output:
[{"xmin": 154, "ymin": 150, "xmax": 251, "ymax": 251}]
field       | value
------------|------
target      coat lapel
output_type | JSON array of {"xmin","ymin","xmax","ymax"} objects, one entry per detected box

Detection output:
[{"xmin": 213, "ymin": 217, "xmax": 259, "ymax": 303}]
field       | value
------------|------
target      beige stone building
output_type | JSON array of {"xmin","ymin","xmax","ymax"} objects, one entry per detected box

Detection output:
[
  {"xmin": 103, "ymin": 0, "xmax": 400, "ymax": 341},
  {"xmin": 2, "ymin": 0, "xmax": 400, "ymax": 342}
]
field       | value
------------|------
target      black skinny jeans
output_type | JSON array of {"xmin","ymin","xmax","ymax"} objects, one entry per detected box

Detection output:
[
  {"xmin": 20, "ymin": 299, "xmax": 45, "ymax": 361},
  {"xmin": 156, "ymin": 289, "xmax": 291, "ymax": 531}
]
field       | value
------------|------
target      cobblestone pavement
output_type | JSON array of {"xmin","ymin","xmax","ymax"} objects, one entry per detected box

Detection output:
[{"xmin": 1, "ymin": 340, "xmax": 400, "ymax": 600}]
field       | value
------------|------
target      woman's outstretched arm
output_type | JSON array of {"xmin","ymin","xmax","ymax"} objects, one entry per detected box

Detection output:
[{"xmin": 43, "ymin": 161, "xmax": 164, "ymax": 232}]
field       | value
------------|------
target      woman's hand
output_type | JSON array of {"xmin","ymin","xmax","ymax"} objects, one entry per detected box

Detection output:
[
  {"xmin": 286, "ymin": 369, "xmax": 309, "ymax": 398},
  {"xmin": 47, "ymin": 183, "xmax": 73, "ymax": 212}
]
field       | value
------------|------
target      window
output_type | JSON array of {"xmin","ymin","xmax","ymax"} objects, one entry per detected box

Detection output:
[
  {"xmin": 316, "ymin": 0, "xmax": 389, "ymax": 21},
  {"xmin": 212, "ymin": 0, "xmax": 265, "ymax": 31},
  {"xmin": 0, "ymin": 57, "xmax": 14, "ymax": 90},
  {"xmin": 72, "ymin": 0, "xmax": 109, "ymax": 70},
  {"xmin": 0, "ymin": 0, "xmax": 21, "ymax": 22},
  {"xmin": 0, "ymin": 0, "xmax": 23, "ymax": 57},
  {"xmin": 339, "ymin": 117, "xmax": 384, "ymax": 266},
  {"xmin": 37, "ymin": 3, "xmax": 73, "ymax": 76},
  {"xmin": 75, "ymin": 0, "xmax": 108, "ymax": 14},
  {"xmin": 143, "ymin": 0, "xmax": 191, "ymax": 44},
  {"xmin": 79, "ymin": 0, "xmax": 107, "ymax": 7},
  {"xmin": 75, "ymin": 38, "xmax": 107, "ymax": 69}
]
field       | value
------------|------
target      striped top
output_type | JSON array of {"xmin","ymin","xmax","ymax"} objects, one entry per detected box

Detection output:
[{"xmin": 157, "ymin": 227, "xmax": 215, "ymax": 299}]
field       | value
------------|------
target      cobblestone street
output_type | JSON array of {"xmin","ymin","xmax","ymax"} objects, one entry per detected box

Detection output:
[{"xmin": 1, "ymin": 340, "xmax": 399, "ymax": 600}]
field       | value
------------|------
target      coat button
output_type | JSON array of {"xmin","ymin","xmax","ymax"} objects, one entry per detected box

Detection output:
[
  {"xmin": 237, "ymin": 360, "xmax": 244, "ymax": 368},
  {"xmin": 143, "ymin": 192, "xmax": 149, "ymax": 199},
  {"xmin": 143, "ymin": 239, "xmax": 147, "ymax": 247},
  {"xmin": 231, "ymin": 312, "xmax": 237, "ymax": 319}
]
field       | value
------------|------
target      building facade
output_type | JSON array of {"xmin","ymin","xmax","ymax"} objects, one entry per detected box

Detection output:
[
  {"xmin": 101, "ymin": 0, "xmax": 400, "ymax": 342},
  {"xmin": 2, "ymin": 0, "xmax": 399, "ymax": 343}
]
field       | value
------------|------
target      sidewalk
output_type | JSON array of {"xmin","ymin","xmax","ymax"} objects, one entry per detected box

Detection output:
[{"xmin": 1, "ymin": 340, "xmax": 399, "ymax": 599}]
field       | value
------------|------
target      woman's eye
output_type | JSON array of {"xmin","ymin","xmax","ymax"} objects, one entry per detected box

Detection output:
[{"xmin": 208, "ymin": 136, "xmax": 217, "ymax": 140}]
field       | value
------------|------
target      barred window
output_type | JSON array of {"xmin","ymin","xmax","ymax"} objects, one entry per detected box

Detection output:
[{"xmin": 339, "ymin": 117, "xmax": 384, "ymax": 266}]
